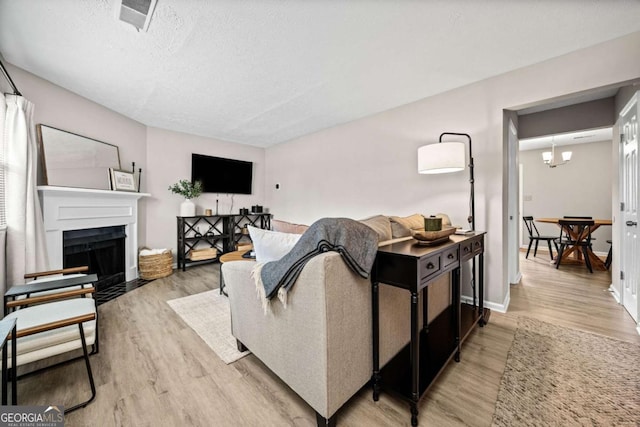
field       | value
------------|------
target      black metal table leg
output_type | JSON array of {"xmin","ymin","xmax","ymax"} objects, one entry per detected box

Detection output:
[
  {"xmin": 372, "ymin": 281, "xmax": 380, "ymax": 401},
  {"xmin": 452, "ymin": 267, "xmax": 461, "ymax": 362},
  {"xmin": 410, "ymin": 291, "xmax": 419, "ymax": 426},
  {"xmin": 422, "ymin": 286, "xmax": 429, "ymax": 333},
  {"xmin": 478, "ymin": 252, "xmax": 486, "ymax": 326},
  {"xmin": 0, "ymin": 318, "xmax": 17, "ymax": 405}
]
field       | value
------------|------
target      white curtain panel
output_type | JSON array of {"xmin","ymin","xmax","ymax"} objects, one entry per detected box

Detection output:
[
  {"xmin": 0, "ymin": 94, "xmax": 5, "ymax": 294},
  {"xmin": 0, "ymin": 226, "xmax": 5, "ymax": 295},
  {"xmin": 4, "ymin": 94, "xmax": 48, "ymax": 288}
]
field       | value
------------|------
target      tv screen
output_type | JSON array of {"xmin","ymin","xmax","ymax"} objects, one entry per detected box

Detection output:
[{"xmin": 191, "ymin": 154, "xmax": 253, "ymax": 194}]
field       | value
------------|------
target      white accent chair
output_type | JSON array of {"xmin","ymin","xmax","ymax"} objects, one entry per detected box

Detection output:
[{"xmin": 3, "ymin": 268, "xmax": 98, "ymax": 412}]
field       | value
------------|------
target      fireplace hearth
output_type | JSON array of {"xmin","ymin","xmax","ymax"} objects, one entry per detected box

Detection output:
[{"xmin": 64, "ymin": 225, "xmax": 126, "ymax": 292}]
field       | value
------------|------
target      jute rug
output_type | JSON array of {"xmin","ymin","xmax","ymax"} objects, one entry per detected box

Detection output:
[
  {"xmin": 492, "ymin": 317, "xmax": 640, "ymax": 426},
  {"xmin": 167, "ymin": 290, "xmax": 250, "ymax": 364}
]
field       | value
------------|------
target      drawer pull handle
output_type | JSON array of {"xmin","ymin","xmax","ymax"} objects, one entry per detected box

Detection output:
[
  {"xmin": 464, "ymin": 247, "xmax": 470, "ymax": 252},
  {"xmin": 475, "ymin": 242, "xmax": 481, "ymax": 247},
  {"xmin": 447, "ymin": 254, "xmax": 455, "ymax": 259},
  {"xmin": 426, "ymin": 262, "xmax": 435, "ymax": 269}
]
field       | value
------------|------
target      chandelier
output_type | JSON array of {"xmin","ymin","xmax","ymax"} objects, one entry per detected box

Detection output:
[{"xmin": 542, "ymin": 139, "xmax": 572, "ymax": 168}]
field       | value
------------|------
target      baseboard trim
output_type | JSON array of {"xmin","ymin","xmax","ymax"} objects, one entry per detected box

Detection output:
[
  {"xmin": 520, "ymin": 244, "xmax": 608, "ymax": 258},
  {"xmin": 608, "ymin": 284, "xmax": 621, "ymax": 303},
  {"xmin": 510, "ymin": 272, "xmax": 522, "ymax": 285},
  {"xmin": 461, "ymin": 291, "xmax": 509, "ymax": 314}
]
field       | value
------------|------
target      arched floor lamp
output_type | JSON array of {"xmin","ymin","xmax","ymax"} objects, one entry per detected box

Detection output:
[{"xmin": 417, "ymin": 132, "xmax": 481, "ymax": 313}]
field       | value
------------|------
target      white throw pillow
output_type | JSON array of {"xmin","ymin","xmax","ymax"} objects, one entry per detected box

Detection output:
[{"xmin": 248, "ymin": 226, "xmax": 301, "ymax": 263}]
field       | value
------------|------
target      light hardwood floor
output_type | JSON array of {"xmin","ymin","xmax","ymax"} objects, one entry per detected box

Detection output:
[{"xmin": 17, "ymin": 253, "xmax": 640, "ymax": 427}]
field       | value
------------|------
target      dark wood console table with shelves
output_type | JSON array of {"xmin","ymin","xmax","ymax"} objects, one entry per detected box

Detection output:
[
  {"xmin": 177, "ymin": 213, "xmax": 271, "ymax": 271},
  {"xmin": 371, "ymin": 232, "xmax": 488, "ymax": 426}
]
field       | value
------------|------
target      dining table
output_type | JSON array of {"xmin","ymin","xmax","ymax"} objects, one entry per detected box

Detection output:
[{"xmin": 535, "ymin": 217, "xmax": 612, "ymax": 271}]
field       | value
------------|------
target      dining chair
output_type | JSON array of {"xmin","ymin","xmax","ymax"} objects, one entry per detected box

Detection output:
[
  {"xmin": 556, "ymin": 219, "xmax": 595, "ymax": 273},
  {"xmin": 562, "ymin": 216, "xmax": 596, "ymax": 241},
  {"xmin": 605, "ymin": 239, "xmax": 613, "ymax": 270},
  {"xmin": 3, "ymin": 271, "xmax": 99, "ymax": 412},
  {"xmin": 522, "ymin": 216, "xmax": 558, "ymax": 260}
]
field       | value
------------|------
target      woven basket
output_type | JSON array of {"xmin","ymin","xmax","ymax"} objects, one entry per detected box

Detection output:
[{"xmin": 139, "ymin": 248, "xmax": 173, "ymax": 280}]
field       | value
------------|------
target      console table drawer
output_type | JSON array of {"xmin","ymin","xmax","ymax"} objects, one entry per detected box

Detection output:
[
  {"xmin": 461, "ymin": 235, "xmax": 483, "ymax": 261},
  {"xmin": 460, "ymin": 241, "xmax": 474, "ymax": 261},
  {"xmin": 471, "ymin": 236, "xmax": 484, "ymax": 255},
  {"xmin": 420, "ymin": 254, "xmax": 441, "ymax": 280},
  {"xmin": 442, "ymin": 247, "xmax": 458, "ymax": 268}
]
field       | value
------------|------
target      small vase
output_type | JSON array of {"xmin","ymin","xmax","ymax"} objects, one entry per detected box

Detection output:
[{"xmin": 180, "ymin": 199, "xmax": 196, "ymax": 217}]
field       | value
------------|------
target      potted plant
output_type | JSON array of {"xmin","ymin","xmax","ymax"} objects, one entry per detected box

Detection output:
[{"xmin": 168, "ymin": 179, "xmax": 203, "ymax": 217}]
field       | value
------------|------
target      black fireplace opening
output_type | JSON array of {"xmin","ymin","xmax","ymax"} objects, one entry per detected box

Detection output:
[{"xmin": 63, "ymin": 225, "xmax": 126, "ymax": 292}]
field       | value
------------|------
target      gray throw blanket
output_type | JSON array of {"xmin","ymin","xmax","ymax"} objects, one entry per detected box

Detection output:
[{"xmin": 252, "ymin": 217, "xmax": 379, "ymax": 309}]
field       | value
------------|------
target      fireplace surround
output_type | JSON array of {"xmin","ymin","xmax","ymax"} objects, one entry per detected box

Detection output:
[
  {"xmin": 38, "ymin": 186, "xmax": 149, "ymax": 282},
  {"xmin": 64, "ymin": 225, "xmax": 126, "ymax": 291}
]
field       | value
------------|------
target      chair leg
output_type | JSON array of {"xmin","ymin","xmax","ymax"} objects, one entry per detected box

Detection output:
[
  {"xmin": 92, "ymin": 310, "xmax": 99, "ymax": 355},
  {"xmin": 555, "ymin": 244, "xmax": 565, "ymax": 269},
  {"xmin": 582, "ymin": 246, "xmax": 593, "ymax": 274},
  {"xmin": 526, "ymin": 240, "xmax": 533, "ymax": 259},
  {"xmin": 533, "ymin": 240, "xmax": 539, "ymax": 258},
  {"xmin": 65, "ymin": 323, "xmax": 96, "ymax": 414},
  {"xmin": 546, "ymin": 240, "xmax": 554, "ymax": 260},
  {"xmin": 605, "ymin": 246, "xmax": 612, "ymax": 270}
]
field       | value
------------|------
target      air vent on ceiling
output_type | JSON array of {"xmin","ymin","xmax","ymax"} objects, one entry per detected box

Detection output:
[{"xmin": 117, "ymin": 0, "xmax": 157, "ymax": 32}]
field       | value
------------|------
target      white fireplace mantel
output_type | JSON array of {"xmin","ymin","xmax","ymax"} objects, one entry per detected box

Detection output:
[{"xmin": 38, "ymin": 186, "xmax": 150, "ymax": 281}]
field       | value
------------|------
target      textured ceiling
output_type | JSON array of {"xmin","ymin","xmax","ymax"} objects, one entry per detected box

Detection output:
[{"xmin": 1, "ymin": 1, "xmax": 640, "ymax": 147}]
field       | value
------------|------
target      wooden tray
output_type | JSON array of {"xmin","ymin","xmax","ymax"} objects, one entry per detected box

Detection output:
[
  {"xmin": 412, "ymin": 226, "xmax": 456, "ymax": 242},
  {"xmin": 415, "ymin": 235, "xmax": 452, "ymax": 246}
]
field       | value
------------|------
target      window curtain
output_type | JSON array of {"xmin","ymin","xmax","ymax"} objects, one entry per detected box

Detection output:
[{"xmin": 1, "ymin": 93, "xmax": 48, "ymax": 293}]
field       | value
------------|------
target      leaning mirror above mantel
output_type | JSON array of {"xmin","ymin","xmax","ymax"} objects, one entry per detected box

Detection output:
[{"xmin": 37, "ymin": 124, "xmax": 121, "ymax": 191}]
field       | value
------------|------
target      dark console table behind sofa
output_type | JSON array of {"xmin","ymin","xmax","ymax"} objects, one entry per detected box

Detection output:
[{"xmin": 371, "ymin": 232, "xmax": 488, "ymax": 426}]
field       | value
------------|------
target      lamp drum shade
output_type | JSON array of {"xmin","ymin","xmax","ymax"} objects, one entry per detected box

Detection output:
[{"xmin": 418, "ymin": 142, "xmax": 465, "ymax": 174}]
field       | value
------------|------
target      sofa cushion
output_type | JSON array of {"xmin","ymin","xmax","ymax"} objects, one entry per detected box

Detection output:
[
  {"xmin": 271, "ymin": 219, "xmax": 309, "ymax": 234},
  {"xmin": 389, "ymin": 213, "xmax": 424, "ymax": 237},
  {"xmin": 248, "ymin": 226, "xmax": 301, "ymax": 263},
  {"xmin": 359, "ymin": 215, "xmax": 393, "ymax": 242}
]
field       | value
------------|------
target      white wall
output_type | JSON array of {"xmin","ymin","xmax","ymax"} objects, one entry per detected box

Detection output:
[
  {"xmin": 6, "ymin": 64, "xmax": 268, "ymax": 264},
  {"xmin": 6, "ymin": 63, "xmax": 149, "ymax": 245},
  {"xmin": 520, "ymin": 141, "xmax": 613, "ymax": 253},
  {"xmin": 265, "ymin": 31, "xmax": 640, "ymax": 308},
  {"xmin": 145, "ymin": 127, "xmax": 266, "ymax": 254}
]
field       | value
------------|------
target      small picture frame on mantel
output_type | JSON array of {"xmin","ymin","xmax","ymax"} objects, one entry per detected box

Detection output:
[{"xmin": 109, "ymin": 168, "xmax": 137, "ymax": 192}]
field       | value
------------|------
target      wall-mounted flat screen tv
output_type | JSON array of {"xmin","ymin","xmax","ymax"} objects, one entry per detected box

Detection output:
[{"xmin": 191, "ymin": 153, "xmax": 253, "ymax": 194}]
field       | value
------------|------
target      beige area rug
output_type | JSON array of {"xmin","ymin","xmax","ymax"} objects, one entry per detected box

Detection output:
[
  {"xmin": 167, "ymin": 290, "xmax": 250, "ymax": 364},
  {"xmin": 492, "ymin": 317, "xmax": 640, "ymax": 426}
]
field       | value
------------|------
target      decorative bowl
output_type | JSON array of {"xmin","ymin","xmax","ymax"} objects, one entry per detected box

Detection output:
[{"xmin": 412, "ymin": 226, "xmax": 457, "ymax": 242}]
